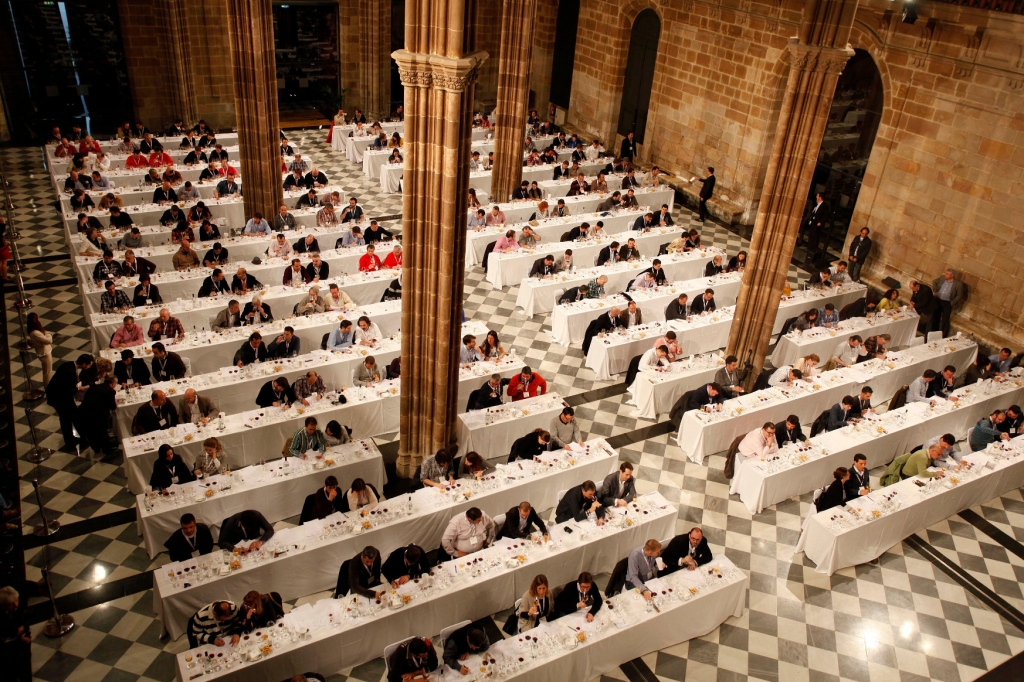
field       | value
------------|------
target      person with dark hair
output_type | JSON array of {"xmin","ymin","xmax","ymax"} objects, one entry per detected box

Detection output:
[
  {"xmin": 77, "ymin": 374, "xmax": 119, "ymax": 456},
  {"xmin": 218, "ymin": 509, "xmax": 275, "ymax": 551},
  {"xmin": 441, "ymin": 507, "xmax": 494, "ymax": 558},
  {"xmin": 690, "ymin": 288, "xmax": 716, "ymax": 315},
  {"xmin": 186, "ymin": 601, "xmax": 240, "ymax": 649},
  {"xmin": 256, "ymin": 377, "xmax": 294, "ymax": 408},
  {"xmin": 497, "ymin": 501, "xmax": 548, "ymax": 541},
  {"xmin": 234, "ymin": 332, "xmax": 269, "ymax": 366},
  {"xmin": 714, "ymin": 355, "xmax": 746, "ymax": 398},
  {"xmin": 466, "ymin": 374, "xmax": 506, "ymax": 411},
  {"xmin": 845, "ymin": 454, "xmax": 870, "ymax": 499},
  {"xmin": 385, "ymin": 637, "xmax": 438, "ymax": 682},
  {"xmin": 165, "ymin": 513, "xmax": 214, "ymax": 562},
  {"xmin": 459, "ymin": 451, "xmax": 493, "ymax": 479},
  {"xmin": 665, "ymin": 293, "xmax": 690, "ymax": 321},
  {"xmin": 826, "ymin": 396, "xmax": 857, "ymax": 431},
  {"xmin": 970, "ymin": 411, "xmax": 1010, "ymax": 452},
  {"xmin": 382, "ymin": 544, "xmax": 430, "ymax": 587},
  {"xmin": 150, "ymin": 444, "xmax": 195, "ymax": 490},
  {"xmin": 555, "ymin": 480, "xmax": 606, "ymax": 524},
  {"xmin": 442, "ymin": 625, "xmax": 491, "ymax": 674},
  {"xmin": 695, "ymin": 166, "xmax": 716, "ymax": 222},
  {"xmin": 815, "ymin": 468, "xmax": 851, "ymax": 512},
  {"xmin": 508, "ymin": 429, "xmax": 551, "ymax": 463},
  {"xmin": 507, "ymin": 366, "xmax": 547, "ymax": 401},
  {"xmin": 198, "ymin": 268, "xmax": 230, "ymax": 297},
  {"xmin": 46, "ymin": 354, "xmax": 94, "ymax": 451},
  {"xmin": 597, "ymin": 461, "xmax": 636, "ymax": 507},
  {"xmin": 549, "ymin": 406, "xmax": 583, "ymax": 449},
  {"xmin": 660, "ymin": 527, "xmax": 713, "ymax": 574},
  {"xmin": 342, "ymin": 546, "xmax": 382, "ymax": 599},
  {"xmin": 132, "ymin": 390, "xmax": 178, "ymax": 434},
  {"xmin": 300, "ymin": 476, "xmax": 340, "ymax": 523},
  {"xmin": 419, "ymin": 448, "xmax": 455, "ymax": 488},
  {"xmin": 738, "ymin": 422, "xmax": 778, "ymax": 458},
  {"xmin": 687, "ymin": 382, "xmax": 725, "ymax": 412},
  {"xmin": 849, "ymin": 387, "xmax": 874, "ymax": 418},
  {"xmin": 908, "ymin": 369, "xmax": 938, "ymax": 403},
  {"xmin": 1001, "ymin": 405, "xmax": 1023, "ymax": 436},
  {"xmin": 774, "ymin": 415, "xmax": 806, "ymax": 447},
  {"xmin": 324, "ymin": 420, "xmax": 351, "ymax": 446},
  {"xmin": 927, "ymin": 365, "xmax": 957, "ymax": 399},
  {"xmin": 345, "ymin": 478, "xmax": 379, "ymax": 511},
  {"xmin": 289, "ymin": 416, "xmax": 327, "ymax": 457}
]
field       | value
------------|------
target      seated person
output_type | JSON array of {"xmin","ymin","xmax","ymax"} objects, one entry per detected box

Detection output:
[
  {"xmin": 625, "ymin": 540, "xmax": 662, "ymax": 599},
  {"xmin": 458, "ymin": 451, "xmax": 494, "ymax": 479},
  {"xmin": 508, "ymin": 429, "xmax": 551, "ymax": 463},
  {"xmin": 186, "ymin": 601, "xmax": 240, "ymax": 649},
  {"xmin": 256, "ymin": 377, "xmax": 294, "ymax": 408},
  {"xmin": 418, "ymin": 447, "xmax": 455, "ymax": 487},
  {"xmin": 774, "ymin": 415, "xmax": 806, "ymax": 447},
  {"xmin": 234, "ymin": 591, "xmax": 285, "ymax": 635},
  {"xmin": 553, "ymin": 572, "xmax": 603, "ymax": 621},
  {"xmin": 442, "ymin": 626, "xmax": 490, "ymax": 676},
  {"xmin": 382, "ymin": 544, "xmax": 431, "ymax": 587},
  {"xmin": 441, "ymin": 507, "xmax": 495, "ymax": 559},
  {"xmin": 344, "ymin": 478, "xmax": 379, "ymax": 511},
  {"xmin": 132, "ymin": 275, "xmax": 163, "ymax": 307},
  {"xmin": 299, "ymin": 475, "xmax": 341, "ymax": 523},
  {"xmin": 217, "ymin": 509, "xmax": 275, "ymax": 551},
  {"xmin": 132, "ymin": 390, "xmax": 178, "ymax": 435},
  {"xmin": 826, "ymin": 396, "xmax": 857, "ymax": 431},
  {"xmin": 815, "ymin": 467, "xmax": 851, "ymax": 512},
  {"xmin": 507, "ymin": 366, "xmax": 547, "ymax": 401},
  {"xmin": 385, "ymin": 637, "xmax": 438, "ymax": 682},
  {"xmin": 268, "ymin": 327, "xmax": 301, "ymax": 358},
  {"xmin": 738, "ymin": 422, "xmax": 779, "ymax": 458},
  {"xmin": 597, "ymin": 461, "xmax": 636, "ymax": 507},
  {"xmin": 688, "ymin": 382, "xmax": 725, "ymax": 412},
  {"xmin": 324, "ymin": 420, "xmax": 351, "ymax": 446},
  {"xmin": 497, "ymin": 501, "xmax": 548, "ymax": 541},
  {"xmin": 149, "ymin": 444, "xmax": 195, "ymax": 490},
  {"xmin": 845, "ymin": 453, "xmax": 871, "ymax": 499},
  {"xmin": 337, "ymin": 546, "xmax": 383, "ymax": 599},
  {"xmin": 659, "ymin": 527, "xmax": 713, "ymax": 574},
  {"xmin": 164, "ymin": 513, "xmax": 214, "ymax": 562},
  {"xmin": 554, "ymin": 480, "xmax": 607, "ymax": 524}
]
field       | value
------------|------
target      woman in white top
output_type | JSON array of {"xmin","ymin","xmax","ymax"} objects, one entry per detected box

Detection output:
[
  {"xmin": 194, "ymin": 437, "xmax": 228, "ymax": 477},
  {"xmin": 354, "ymin": 315, "xmax": 382, "ymax": 346},
  {"xmin": 333, "ymin": 109, "xmax": 347, "ymax": 125},
  {"xmin": 26, "ymin": 312, "xmax": 54, "ymax": 385},
  {"xmin": 346, "ymin": 478, "xmax": 378, "ymax": 511},
  {"xmin": 78, "ymin": 228, "xmax": 107, "ymax": 256}
]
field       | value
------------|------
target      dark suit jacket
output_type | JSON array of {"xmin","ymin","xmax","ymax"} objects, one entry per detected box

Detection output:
[
  {"xmin": 698, "ymin": 174, "xmax": 716, "ymax": 200},
  {"xmin": 164, "ymin": 525, "xmax": 214, "ymax": 563},
  {"xmin": 849, "ymin": 397, "xmax": 872, "ymax": 419},
  {"xmin": 381, "ymin": 545, "xmax": 431, "ymax": 584},
  {"xmin": 844, "ymin": 467, "xmax": 870, "ymax": 499},
  {"xmin": 690, "ymin": 296, "xmax": 716, "ymax": 315},
  {"xmin": 231, "ymin": 274, "xmax": 261, "ymax": 293},
  {"xmin": 826, "ymin": 403, "xmax": 852, "ymax": 431},
  {"xmin": 218, "ymin": 510, "xmax": 275, "ymax": 549},
  {"xmin": 559, "ymin": 288, "xmax": 585, "ymax": 304},
  {"xmin": 305, "ymin": 261, "xmax": 330, "ymax": 281},
  {"xmin": 529, "ymin": 258, "xmax": 555, "ymax": 278},
  {"xmin": 268, "ymin": 335, "xmax": 301, "ymax": 358},
  {"xmin": 342, "ymin": 552, "xmax": 382, "ymax": 598},
  {"xmin": 597, "ymin": 471, "xmax": 636, "ymax": 507},
  {"xmin": 304, "ymin": 171, "xmax": 328, "ymax": 187},
  {"xmin": 617, "ymin": 308, "xmax": 643, "ymax": 328},
  {"xmin": 774, "ymin": 421, "xmax": 806, "ymax": 447},
  {"xmin": 132, "ymin": 401, "xmax": 179, "ymax": 435},
  {"xmin": 665, "ymin": 300, "xmax": 689, "ymax": 321},
  {"xmin": 198, "ymin": 276, "xmax": 230, "ymax": 297},
  {"xmin": 114, "ymin": 359, "xmax": 151, "ymax": 387},
  {"xmin": 554, "ymin": 580, "xmax": 603, "ymax": 617},
  {"xmin": 620, "ymin": 137, "xmax": 637, "ymax": 160},
  {"xmin": 815, "ymin": 479, "xmax": 847, "ymax": 512},
  {"xmin": 554, "ymin": 485, "xmax": 607, "ymax": 523},
  {"xmin": 805, "ymin": 200, "xmax": 832, "ymax": 227},
  {"xmin": 241, "ymin": 301, "xmax": 273, "ymax": 323},
  {"xmin": 46, "ymin": 361, "xmax": 80, "ymax": 408},
  {"xmin": 234, "ymin": 341, "xmax": 269, "ymax": 366},
  {"xmin": 510, "ymin": 433, "xmax": 546, "ymax": 461},
  {"xmin": 498, "ymin": 506, "xmax": 548, "ymax": 540},
  {"xmin": 618, "ymin": 245, "xmax": 641, "ymax": 261},
  {"xmin": 911, "ymin": 285, "xmax": 937, "ymax": 316},
  {"xmin": 660, "ymin": 535, "xmax": 713, "ymax": 574},
  {"xmin": 151, "ymin": 352, "xmax": 187, "ymax": 382},
  {"xmin": 596, "ymin": 245, "xmax": 618, "ymax": 266},
  {"xmin": 704, "ymin": 262, "xmax": 723, "ymax": 277},
  {"xmin": 255, "ymin": 380, "xmax": 295, "ymax": 408},
  {"xmin": 150, "ymin": 454, "xmax": 195, "ymax": 489},
  {"xmin": 848, "ymin": 235, "xmax": 872, "ymax": 260},
  {"xmin": 687, "ymin": 385, "xmax": 724, "ymax": 410},
  {"xmin": 78, "ymin": 383, "xmax": 117, "ymax": 429}
]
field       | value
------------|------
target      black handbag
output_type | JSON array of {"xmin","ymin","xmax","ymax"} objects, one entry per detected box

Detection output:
[{"xmin": 502, "ymin": 611, "xmax": 519, "ymax": 636}]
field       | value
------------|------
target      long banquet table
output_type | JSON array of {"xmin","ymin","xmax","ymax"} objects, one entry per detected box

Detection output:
[
  {"xmin": 675, "ymin": 338, "xmax": 979, "ymax": 465},
  {"xmin": 137, "ymin": 439, "xmax": 386, "ymax": 558},
  {"xmin": 466, "ymin": 187, "xmax": 675, "ymax": 231},
  {"xmin": 455, "ymin": 393, "xmax": 568, "ymax": 460},
  {"xmin": 770, "ymin": 309, "xmax": 920, "ymax": 367},
  {"xmin": 155, "ymin": 439, "xmax": 632, "ymax": 639}
]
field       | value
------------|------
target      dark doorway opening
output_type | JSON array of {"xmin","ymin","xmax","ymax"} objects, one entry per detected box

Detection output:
[
  {"xmin": 616, "ymin": 9, "xmax": 660, "ymax": 144},
  {"xmin": 272, "ymin": 2, "xmax": 340, "ymax": 115},
  {"xmin": 549, "ymin": 0, "xmax": 579, "ymax": 110},
  {"xmin": 390, "ymin": 0, "xmax": 405, "ymax": 114}
]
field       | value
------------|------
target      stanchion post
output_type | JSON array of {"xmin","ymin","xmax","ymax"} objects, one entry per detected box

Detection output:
[
  {"xmin": 32, "ymin": 478, "xmax": 59, "ymax": 536},
  {"xmin": 40, "ymin": 567, "xmax": 75, "ymax": 637},
  {"xmin": 24, "ymin": 408, "xmax": 52, "ymax": 464},
  {"xmin": 18, "ymin": 342, "xmax": 45, "ymax": 402}
]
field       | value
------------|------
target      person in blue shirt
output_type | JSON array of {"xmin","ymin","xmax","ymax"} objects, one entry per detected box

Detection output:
[
  {"xmin": 460, "ymin": 335, "xmax": 484, "ymax": 365},
  {"xmin": 215, "ymin": 175, "xmax": 240, "ymax": 199},
  {"xmin": 243, "ymin": 213, "xmax": 271, "ymax": 236},
  {"xmin": 327, "ymin": 320, "xmax": 355, "ymax": 350},
  {"xmin": 990, "ymin": 347, "xmax": 1014, "ymax": 374}
]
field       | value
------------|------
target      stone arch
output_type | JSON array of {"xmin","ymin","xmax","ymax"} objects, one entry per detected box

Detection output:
[{"xmin": 620, "ymin": 0, "xmax": 662, "ymax": 26}]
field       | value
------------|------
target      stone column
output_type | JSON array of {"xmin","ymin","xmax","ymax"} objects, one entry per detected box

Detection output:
[
  {"xmin": 392, "ymin": 0, "xmax": 488, "ymax": 477},
  {"xmin": 226, "ymin": 0, "xmax": 283, "ymax": 220},
  {"xmin": 358, "ymin": 0, "xmax": 392, "ymax": 120},
  {"xmin": 164, "ymin": 0, "xmax": 199, "ymax": 124},
  {"xmin": 726, "ymin": 0, "xmax": 857, "ymax": 379},
  {"xmin": 490, "ymin": 0, "xmax": 535, "ymax": 203}
]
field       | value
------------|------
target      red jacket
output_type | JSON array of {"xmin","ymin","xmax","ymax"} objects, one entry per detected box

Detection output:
[
  {"xmin": 383, "ymin": 252, "xmax": 402, "ymax": 269},
  {"xmin": 507, "ymin": 373, "xmax": 547, "ymax": 401},
  {"xmin": 359, "ymin": 254, "xmax": 382, "ymax": 272}
]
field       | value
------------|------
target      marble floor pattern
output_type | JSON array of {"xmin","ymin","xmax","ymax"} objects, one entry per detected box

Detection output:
[{"xmin": 4, "ymin": 131, "xmax": 1023, "ymax": 682}]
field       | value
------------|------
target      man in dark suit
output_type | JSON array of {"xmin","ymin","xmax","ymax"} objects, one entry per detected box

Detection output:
[
  {"xmin": 597, "ymin": 462, "xmax": 637, "ymax": 507},
  {"xmin": 774, "ymin": 415, "xmax": 806, "ymax": 447},
  {"xmin": 165, "ymin": 513, "xmax": 215, "ymax": 563},
  {"xmin": 198, "ymin": 269, "xmax": 231, "ymax": 297},
  {"xmin": 46, "ymin": 354, "xmax": 94, "ymax": 451},
  {"xmin": 633, "ymin": 213, "xmax": 654, "ymax": 232},
  {"xmin": 231, "ymin": 267, "xmax": 262, "ymax": 294},
  {"xmin": 617, "ymin": 238, "xmax": 640, "ymax": 262},
  {"xmin": 909, "ymin": 280, "xmax": 937, "ymax": 334},
  {"xmin": 847, "ymin": 227, "xmax": 871, "ymax": 282},
  {"xmin": 844, "ymin": 454, "xmax": 871, "ymax": 499},
  {"xmin": 665, "ymin": 293, "xmax": 690, "ymax": 321},
  {"xmin": 620, "ymin": 132, "xmax": 637, "ymax": 161},
  {"xmin": 466, "ymin": 374, "xmax": 506, "ymax": 411},
  {"xmin": 552, "ymin": 161, "xmax": 571, "ymax": 180},
  {"xmin": 696, "ymin": 167, "xmax": 715, "ymax": 222},
  {"xmin": 690, "ymin": 289, "xmax": 716, "ymax": 315},
  {"xmin": 77, "ymin": 375, "xmax": 119, "ymax": 456},
  {"xmin": 218, "ymin": 510, "xmax": 275, "ymax": 551},
  {"xmin": 151, "ymin": 343, "xmax": 188, "ymax": 382},
  {"xmin": 656, "ymin": 204, "xmax": 674, "ymax": 226},
  {"xmin": 381, "ymin": 544, "xmax": 430, "ymax": 587},
  {"xmin": 559, "ymin": 285, "xmax": 589, "ymax": 304},
  {"xmin": 660, "ymin": 528, "xmax": 713, "ymax": 574},
  {"xmin": 838, "ymin": 295, "xmax": 877, "ymax": 321},
  {"xmin": 553, "ymin": 572, "xmax": 603, "ymax": 621},
  {"xmin": 554, "ymin": 480, "xmax": 607, "ymax": 523},
  {"xmin": 338, "ymin": 546, "xmax": 382, "ymax": 598},
  {"xmin": 595, "ymin": 241, "xmax": 620, "ymax": 267},
  {"xmin": 581, "ymin": 306, "xmax": 624, "ymax": 355},
  {"xmin": 687, "ymin": 383, "xmax": 724, "ymax": 412},
  {"xmin": 803, "ymin": 192, "xmax": 832, "ymax": 251},
  {"xmin": 234, "ymin": 332, "xmax": 269, "ymax": 366},
  {"xmin": 826, "ymin": 396, "xmax": 856, "ymax": 431},
  {"xmin": 114, "ymin": 349, "xmax": 151, "ymax": 388},
  {"xmin": 849, "ymin": 387, "xmax": 874, "ymax": 418},
  {"xmin": 926, "ymin": 366, "xmax": 956, "ymax": 399},
  {"xmin": 132, "ymin": 390, "xmax": 179, "ymax": 435},
  {"xmin": 529, "ymin": 255, "xmax": 556, "ymax": 278},
  {"xmin": 497, "ymin": 501, "xmax": 548, "ymax": 540}
]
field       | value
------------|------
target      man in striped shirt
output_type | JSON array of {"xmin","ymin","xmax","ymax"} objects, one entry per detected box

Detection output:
[{"xmin": 186, "ymin": 601, "xmax": 240, "ymax": 648}]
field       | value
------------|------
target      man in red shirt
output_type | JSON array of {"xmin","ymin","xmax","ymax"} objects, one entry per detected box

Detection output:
[
  {"xmin": 125, "ymin": 150, "xmax": 149, "ymax": 169},
  {"xmin": 507, "ymin": 366, "xmax": 547, "ymax": 401},
  {"xmin": 358, "ymin": 245, "xmax": 383, "ymax": 272},
  {"xmin": 382, "ymin": 243, "xmax": 402, "ymax": 269},
  {"xmin": 148, "ymin": 150, "xmax": 173, "ymax": 167}
]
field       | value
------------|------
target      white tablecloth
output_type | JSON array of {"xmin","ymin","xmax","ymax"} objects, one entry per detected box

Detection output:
[
  {"xmin": 675, "ymin": 339, "xmax": 979, "ymax": 465},
  {"xmin": 98, "ymin": 299, "xmax": 403, "ymax": 375},
  {"xmin": 59, "ymin": 180, "xmax": 229, "ymax": 211},
  {"xmin": 46, "ymin": 133, "xmax": 241, "ymax": 158},
  {"xmin": 770, "ymin": 311, "xmax": 919, "ymax": 367},
  {"xmin": 797, "ymin": 434, "xmax": 1024, "ymax": 574},
  {"xmin": 380, "ymin": 162, "xmax": 404, "ymax": 193},
  {"xmin": 467, "ymin": 211, "xmax": 638, "ymax": 267},
  {"xmin": 156, "ymin": 439, "xmax": 627, "ymax": 639},
  {"xmin": 137, "ymin": 440, "xmax": 386, "ymax": 558},
  {"xmin": 466, "ymin": 187, "xmax": 675, "ymax": 233},
  {"xmin": 488, "ymin": 228, "xmax": 682, "ymax": 290},
  {"xmin": 63, "ymin": 197, "xmax": 246, "ymax": 231},
  {"xmin": 456, "ymin": 393, "xmax": 567, "ymax": 460},
  {"xmin": 330, "ymin": 122, "xmax": 403, "ymax": 151}
]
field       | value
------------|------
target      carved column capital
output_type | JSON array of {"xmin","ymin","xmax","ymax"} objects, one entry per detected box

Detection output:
[
  {"xmin": 787, "ymin": 38, "xmax": 855, "ymax": 75},
  {"xmin": 392, "ymin": 50, "xmax": 489, "ymax": 92}
]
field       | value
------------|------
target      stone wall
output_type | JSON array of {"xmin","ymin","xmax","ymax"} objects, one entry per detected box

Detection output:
[
  {"xmin": 847, "ymin": 2, "xmax": 1024, "ymax": 345},
  {"xmin": 117, "ymin": 0, "xmax": 177, "ymax": 129},
  {"xmin": 476, "ymin": 0, "xmax": 503, "ymax": 111},
  {"xmin": 185, "ymin": 0, "xmax": 236, "ymax": 130},
  {"xmin": 530, "ymin": 0, "xmax": 558, "ymax": 109}
]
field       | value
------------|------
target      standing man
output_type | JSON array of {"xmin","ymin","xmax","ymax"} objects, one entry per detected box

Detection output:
[
  {"xmin": 620, "ymin": 132, "xmax": 637, "ymax": 162},
  {"xmin": 803, "ymin": 192, "xmax": 832, "ymax": 251},
  {"xmin": 695, "ymin": 167, "xmax": 715, "ymax": 223},
  {"xmin": 931, "ymin": 268, "xmax": 967, "ymax": 337},
  {"xmin": 45, "ymin": 353, "xmax": 94, "ymax": 452},
  {"xmin": 846, "ymin": 227, "xmax": 871, "ymax": 282}
]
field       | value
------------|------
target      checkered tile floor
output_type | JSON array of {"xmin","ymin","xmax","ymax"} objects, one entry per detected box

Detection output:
[{"xmin": 6, "ymin": 135, "xmax": 1024, "ymax": 682}]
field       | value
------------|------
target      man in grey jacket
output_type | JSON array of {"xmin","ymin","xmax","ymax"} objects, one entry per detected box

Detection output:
[
  {"xmin": 932, "ymin": 268, "xmax": 967, "ymax": 337},
  {"xmin": 597, "ymin": 461, "xmax": 637, "ymax": 507},
  {"xmin": 549, "ymin": 406, "xmax": 582, "ymax": 449}
]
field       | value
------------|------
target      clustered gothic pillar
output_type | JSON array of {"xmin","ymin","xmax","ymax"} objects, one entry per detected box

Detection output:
[
  {"xmin": 727, "ymin": 0, "xmax": 857, "ymax": 379},
  {"xmin": 393, "ymin": 1, "xmax": 488, "ymax": 477},
  {"xmin": 163, "ymin": 0, "xmax": 199, "ymax": 125},
  {"xmin": 226, "ymin": 0, "xmax": 283, "ymax": 220},
  {"xmin": 490, "ymin": 0, "xmax": 536, "ymax": 203}
]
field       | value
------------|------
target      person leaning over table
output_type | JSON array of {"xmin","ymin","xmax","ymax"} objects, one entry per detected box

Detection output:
[
  {"xmin": 151, "ymin": 343, "xmax": 187, "ymax": 381},
  {"xmin": 830, "ymin": 335, "xmax": 865, "ymax": 369},
  {"xmin": 256, "ymin": 377, "xmax": 294, "ymax": 408},
  {"xmin": 924, "ymin": 433, "xmax": 962, "ymax": 469},
  {"xmin": 293, "ymin": 370, "xmax": 327, "ymax": 405},
  {"xmin": 926, "ymin": 365, "xmax": 957, "ymax": 399},
  {"xmin": 508, "ymin": 429, "xmax": 551, "ymax": 463},
  {"xmin": 441, "ymin": 506, "xmax": 495, "ymax": 559},
  {"xmin": 845, "ymin": 453, "xmax": 871, "ymax": 499},
  {"xmin": 443, "ymin": 625, "xmax": 491, "ymax": 675},
  {"xmin": 322, "ymin": 420, "xmax": 351, "ymax": 447},
  {"xmin": 100, "ymin": 280, "xmax": 131, "ymax": 314},
  {"xmin": 382, "ymin": 544, "xmax": 430, "ymax": 587},
  {"xmin": 386, "ymin": 636, "xmax": 438, "ymax": 682},
  {"xmin": 815, "ymin": 467, "xmax": 851, "ymax": 512},
  {"xmin": 899, "ymin": 444, "xmax": 947, "ymax": 480},
  {"xmin": 690, "ymin": 288, "xmax": 716, "ymax": 315},
  {"xmin": 234, "ymin": 332, "xmax": 269, "ymax": 366},
  {"xmin": 999, "ymin": 405, "xmax": 1023, "ymax": 436},
  {"xmin": 111, "ymin": 315, "xmax": 145, "ymax": 348},
  {"xmin": 242, "ymin": 295, "xmax": 273, "ymax": 324},
  {"xmin": 660, "ymin": 527, "xmax": 713, "ymax": 575},
  {"xmin": 970, "ymin": 410, "xmax": 1010, "ymax": 452},
  {"xmin": 549, "ymin": 406, "xmax": 583, "ymax": 449},
  {"xmin": 585, "ymin": 275, "xmax": 608, "ymax": 299},
  {"xmin": 626, "ymin": 539, "xmax": 662, "ymax": 601},
  {"xmin": 688, "ymin": 382, "xmax": 725, "ymax": 412},
  {"xmin": 178, "ymin": 388, "xmax": 219, "ymax": 425},
  {"xmin": 907, "ymin": 369, "xmax": 939, "ymax": 403},
  {"xmin": 193, "ymin": 437, "xmax": 228, "ymax": 477},
  {"xmin": 165, "ymin": 513, "xmax": 214, "ymax": 563},
  {"xmin": 559, "ymin": 285, "xmax": 588, "ymax": 304},
  {"xmin": 507, "ymin": 366, "xmax": 547, "ymax": 401},
  {"xmin": 186, "ymin": 601, "xmax": 241, "ymax": 649},
  {"xmin": 420, "ymin": 447, "xmax": 456, "ymax": 488},
  {"xmin": 132, "ymin": 390, "xmax": 178, "ymax": 435},
  {"xmin": 150, "ymin": 444, "xmax": 194, "ymax": 490},
  {"xmin": 738, "ymin": 422, "xmax": 779, "ymax": 458},
  {"xmin": 355, "ymin": 356, "xmax": 383, "ymax": 385},
  {"xmin": 826, "ymin": 396, "xmax": 859, "ymax": 432},
  {"xmin": 555, "ymin": 479, "xmax": 607, "ymax": 524},
  {"xmin": 517, "ymin": 574, "xmax": 554, "ymax": 633},
  {"xmin": 218, "ymin": 509, "xmax": 275, "ymax": 551},
  {"xmin": 860, "ymin": 334, "xmax": 890, "ymax": 360},
  {"xmin": 235, "ymin": 590, "xmax": 285, "ymax": 634},
  {"xmin": 202, "ymin": 242, "xmax": 229, "ymax": 269},
  {"xmin": 114, "ymin": 348, "xmax": 150, "ymax": 386}
]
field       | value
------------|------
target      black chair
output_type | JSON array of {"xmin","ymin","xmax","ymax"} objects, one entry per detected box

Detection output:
[
  {"xmin": 657, "ymin": 242, "xmax": 671, "ymax": 256},
  {"xmin": 888, "ymin": 385, "xmax": 910, "ymax": 411},
  {"xmin": 298, "ymin": 493, "xmax": 317, "ymax": 525},
  {"xmin": 482, "ymin": 241, "xmax": 497, "ymax": 272},
  {"xmin": 560, "ymin": 231, "xmax": 572, "ymax": 242},
  {"xmin": 623, "ymin": 354, "xmax": 643, "ymax": 390},
  {"xmin": 334, "ymin": 559, "xmax": 352, "ymax": 597},
  {"xmin": 722, "ymin": 434, "xmax": 745, "ymax": 480},
  {"xmin": 669, "ymin": 389, "xmax": 696, "ymax": 428},
  {"xmin": 320, "ymin": 333, "xmax": 329, "ymax": 351},
  {"xmin": 581, "ymin": 318, "xmax": 603, "ymax": 355},
  {"xmin": 752, "ymin": 367, "xmax": 774, "ymax": 392},
  {"xmin": 777, "ymin": 316, "xmax": 798, "ymax": 338},
  {"xmin": 809, "ymin": 409, "xmax": 831, "ymax": 438},
  {"xmin": 605, "ymin": 557, "xmax": 629, "ymax": 597}
]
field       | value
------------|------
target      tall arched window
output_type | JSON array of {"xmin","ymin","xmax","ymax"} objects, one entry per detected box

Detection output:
[
  {"xmin": 549, "ymin": 0, "xmax": 580, "ymax": 110},
  {"xmin": 616, "ymin": 9, "xmax": 660, "ymax": 144}
]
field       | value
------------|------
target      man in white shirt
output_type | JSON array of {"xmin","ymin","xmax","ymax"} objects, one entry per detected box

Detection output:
[
  {"xmin": 832, "ymin": 335, "xmax": 865, "ymax": 367},
  {"xmin": 441, "ymin": 507, "xmax": 494, "ymax": 559},
  {"xmin": 738, "ymin": 423, "xmax": 779, "ymax": 458},
  {"xmin": 829, "ymin": 261, "xmax": 851, "ymax": 284},
  {"xmin": 639, "ymin": 345, "xmax": 669, "ymax": 372},
  {"xmin": 908, "ymin": 369, "xmax": 938, "ymax": 403},
  {"xmin": 768, "ymin": 367, "xmax": 803, "ymax": 387},
  {"xmin": 631, "ymin": 271, "xmax": 656, "ymax": 291},
  {"xmin": 268, "ymin": 233, "xmax": 293, "ymax": 258}
]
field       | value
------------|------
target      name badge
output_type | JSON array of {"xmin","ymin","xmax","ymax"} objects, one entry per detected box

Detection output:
[
  {"xmin": 470, "ymin": 535, "xmax": 480, "ymax": 545},
  {"xmin": 191, "ymin": 549, "xmax": 201, "ymax": 559},
  {"xmin": 171, "ymin": 476, "xmax": 179, "ymax": 485},
  {"xmin": 158, "ymin": 418, "xmax": 166, "ymax": 426}
]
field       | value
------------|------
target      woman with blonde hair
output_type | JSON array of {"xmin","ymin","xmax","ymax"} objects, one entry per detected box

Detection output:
[
  {"xmin": 194, "ymin": 437, "xmax": 228, "ymax": 477},
  {"xmin": 516, "ymin": 574, "xmax": 553, "ymax": 632}
]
